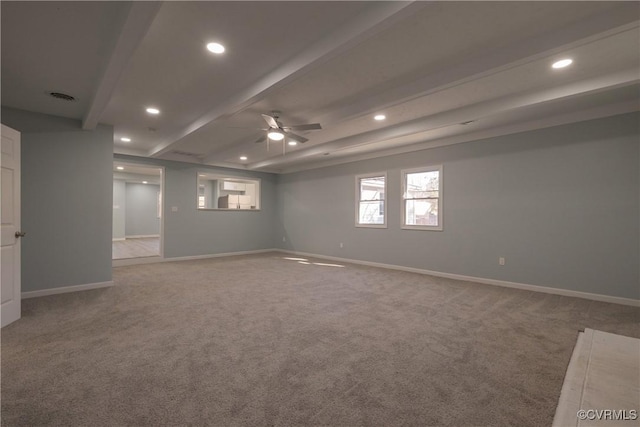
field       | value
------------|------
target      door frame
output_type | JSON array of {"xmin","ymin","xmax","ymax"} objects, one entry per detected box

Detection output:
[{"xmin": 112, "ymin": 161, "xmax": 165, "ymax": 264}]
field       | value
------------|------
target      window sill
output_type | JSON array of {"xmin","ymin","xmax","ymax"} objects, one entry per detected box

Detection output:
[
  {"xmin": 197, "ymin": 208, "xmax": 261, "ymax": 211},
  {"xmin": 401, "ymin": 225, "xmax": 443, "ymax": 231},
  {"xmin": 356, "ymin": 223, "xmax": 387, "ymax": 229}
]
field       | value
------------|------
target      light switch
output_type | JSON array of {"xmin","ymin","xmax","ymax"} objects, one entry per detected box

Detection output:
[{"xmin": 171, "ymin": 206, "xmax": 178, "ymax": 212}]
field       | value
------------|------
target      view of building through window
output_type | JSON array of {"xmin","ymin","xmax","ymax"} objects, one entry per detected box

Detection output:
[
  {"xmin": 357, "ymin": 175, "xmax": 385, "ymax": 225},
  {"xmin": 403, "ymin": 167, "xmax": 441, "ymax": 229}
]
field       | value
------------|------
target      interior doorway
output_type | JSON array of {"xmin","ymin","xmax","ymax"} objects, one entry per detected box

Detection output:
[{"xmin": 112, "ymin": 162, "xmax": 163, "ymax": 260}]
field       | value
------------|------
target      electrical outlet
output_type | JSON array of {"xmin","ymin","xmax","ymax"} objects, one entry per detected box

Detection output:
[
  {"xmin": 499, "ymin": 257, "xmax": 505, "ymax": 266},
  {"xmin": 339, "ymin": 242, "xmax": 344, "ymax": 248},
  {"xmin": 282, "ymin": 236, "xmax": 286, "ymax": 242}
]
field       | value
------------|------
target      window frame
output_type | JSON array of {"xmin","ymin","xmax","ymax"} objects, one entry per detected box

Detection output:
[
  {"xmin": 401, "ymin": 165, "xmax": 443, "ymax": 231},
  {"xmin": 355, "ymin": 172, "xmax": 387, "ymax": 229}
]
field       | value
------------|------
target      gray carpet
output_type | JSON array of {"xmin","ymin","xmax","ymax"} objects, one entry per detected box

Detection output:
[{"xmin": 2, "ymin": 253, "xmax": 639, "ymax": 426}]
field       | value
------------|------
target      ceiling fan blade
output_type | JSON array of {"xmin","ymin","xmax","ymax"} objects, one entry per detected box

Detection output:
[
  {"xmin": 227, "ymin": 126, "xmax": 268, "ymax": 130},
  {"xmin": 286, "ymin": 123, "xmax": 322, "ymax": 131},
  {"xmin": 285, "ymin": 132, "xmax": 309, "ymax": 143},
  {"xmin": 261, "ymin": 114, "xmax": 279, "ymax": 129},
  {"xmin": 254, "ymin": 134, "xmax": 267, "ymax": 143}
]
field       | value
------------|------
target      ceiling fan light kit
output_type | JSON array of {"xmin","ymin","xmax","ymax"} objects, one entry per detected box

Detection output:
[
  {"xmin": 257, "ymin": 111, "xmax": 322, "ymax": 155},
  {"xmin": 267, "ymin": 130, "xmax": 285, "ymax": 140}
]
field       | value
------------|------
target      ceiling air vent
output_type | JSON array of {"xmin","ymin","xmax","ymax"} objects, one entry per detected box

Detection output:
[
  {"xmin": 48, "ymin": 92, "xmax": 77, "ymax": 102},
  {"xmin": 171, "ymin": 150, "xmax": 200, "ymax": 157}
]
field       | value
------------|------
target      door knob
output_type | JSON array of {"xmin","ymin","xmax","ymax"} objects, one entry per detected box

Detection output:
[{"xmin": 15, "ymin": 231, "xmax": 26, "ymax": 238}]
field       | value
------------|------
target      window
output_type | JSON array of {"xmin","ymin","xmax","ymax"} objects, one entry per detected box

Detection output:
[
  {"xmin": 402, "ymin": 165, "xmax": 442, "ymax": 231},
  {"xmin": 356, "ymin": 173, "xmax": 386, "ymax": 227},
  {"xmin": 197, "ymin": 173, "xmax": 260, "ymax": 210}
]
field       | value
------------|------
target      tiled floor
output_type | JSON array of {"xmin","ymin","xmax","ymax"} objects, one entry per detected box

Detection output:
[{"xmin": 112, "ymin": 237, "xmax": 160, "ymax": 260}]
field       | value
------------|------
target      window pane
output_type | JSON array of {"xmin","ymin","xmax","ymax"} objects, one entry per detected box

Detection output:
[
  {"xmin": 405, "ymin": 171, "xmax": 439, "ymax": 199},
  {"xmin": 405, "ymin": 199, "xmax": 439, "ymax": 226},
  {"xmin": 359, "ymin": 201, "xmax": 384, "ymax": 224},
  {"xmin": 360, "ymin": 176, "xmax": 385, "ymax": 201}
]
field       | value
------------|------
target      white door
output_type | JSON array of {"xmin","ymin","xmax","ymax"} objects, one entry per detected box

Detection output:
[{"xmin": 1, "ymin": 124, "xmax": 21, "ymax": 327}]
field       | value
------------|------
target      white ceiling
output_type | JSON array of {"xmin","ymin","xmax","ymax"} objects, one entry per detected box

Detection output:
[
  {"xmin": 2, "ymin": 1, "xmax": 638, "ymax": 174},
  {"xmin": 113, "ymin": 162, "xmax": 161, "ymax": 185}
]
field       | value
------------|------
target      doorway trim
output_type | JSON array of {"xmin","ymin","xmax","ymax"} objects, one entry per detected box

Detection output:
[{"xmin": 112, "ymin": 161, "xmax": 165, "ymax": 265}]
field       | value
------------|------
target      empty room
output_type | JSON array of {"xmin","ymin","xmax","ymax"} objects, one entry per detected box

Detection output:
[{"xmin": 1, "ymin": 2, "xmax": 639, "ymax": 426}]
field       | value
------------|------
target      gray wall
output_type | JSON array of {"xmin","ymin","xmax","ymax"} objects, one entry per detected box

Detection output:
[
  {"xmin": 276, "ymin": 113, "xmax": 640, "ymax": 300},
  {"xmin": 125, "ymin": 182, "xmax": 160, "ymax": 237},
  {"xmin": 3, "ymin": 104, "xmax": 636, "ymax": 300},
  {"xmin": 113, "ymin": 154, "xmax": 277, "ymax": 258},
  {"xmin": 113, "ymin": 180, "xmax": 126, "ymax": 239},
  {"xmin": 2, "ymin": 107, "xmax": 113, "ymax": 292}
]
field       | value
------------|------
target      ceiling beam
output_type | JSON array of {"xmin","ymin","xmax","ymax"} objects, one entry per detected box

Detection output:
[
  {"xmin": 147, "ymin": 1, "xmax": 426, "ymax": 158},
  {"xmin": 82, "ymin": 2, "xmax": 162, "ymax": 130},
  {"xmin": 113, "ymin": 146, "xmax": 151, "ymax": 157},
  {"xmin": 280, "ymin": 98, "xmax": 640, "ymax": 174},
  {"xmin": 202, "ymin": 8, "xmax": 639, "ymax": 167},
  {"xmin": 313, "ymin": 7, "xmax": 640, "ymax": 127},
  {"xmin": 247, "ymin": 69, "xmax": 639, "ymax": 170}
]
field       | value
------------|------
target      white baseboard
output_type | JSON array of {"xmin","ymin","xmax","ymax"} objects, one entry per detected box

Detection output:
[
  {"xmin": 113, "ymin": 256, "xmax": 164, "ymax": 267},
  {"xmin": 124, "ymin": 234, "xmax": 160, "ymax": 239},
  {"xmin": 112, "ymin": 238, "xmax": 126, "ymax": 241},
  {"xmin": 17, "ymin": 248, "xmax": 638, "ymax": 310},
  {"xmin": 275, "ymin": 249, "xmax": 640, "ymax": 307},
  {"xmin": 164, "ymin": 248, "xmax": 274, "ymax": 262},
  {"xmin": 112, "ymin": 248, "xmax": 274, "ymax": 267},
  {"xmin": 22, "ymin": 281, "xmax": 114, "ymax": 299}
]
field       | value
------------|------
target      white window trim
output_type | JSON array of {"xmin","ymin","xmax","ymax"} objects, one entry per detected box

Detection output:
[
  {"xmin": 401, "ymin": 165, "xmax": 443, "ymax": 231},
  {"xmin": 355, "ymin": 172, "xmax": 387, "ymax": 228}
]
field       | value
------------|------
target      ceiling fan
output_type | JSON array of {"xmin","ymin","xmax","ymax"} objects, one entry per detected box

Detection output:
[{"xmin": 254, "ymin": 111, "xmax": 322, "ymax": 146}]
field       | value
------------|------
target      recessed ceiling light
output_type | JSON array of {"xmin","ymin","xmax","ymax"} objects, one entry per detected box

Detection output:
[
  {"xmin": 288, "ymin": 140, "xmax": 298, "ymax": 146},
  {"xmin": 268, "ymin": 130, "xmax": 285, "ymax": 141},
  {"xmin": 120, "ymin": 137, "xmax": 131, "ymax": 142},
  {"xmin": 206, "ymin": 42, "xmax": 225, "ymax": 54},
  {"xmin": 240, "ymin": 156, "xmax": 248, "ymax": 161},
  {"xmin": 552, "ymin": 58, "xmax": 573, "ymax": 69},
  {"xmin": 146, "ymin": 107, "xmax": 160, "ymax": 115},
  {"xmin": 116, "ymin": 166, "xmax": 124, "ymax": 170},
  {"xmin": 142, "ymin": 181, "xmax": 148, "ymax": 184},
  {"xmin": 374, "ymin": 114, "xmax": 386, "ymax": 121}
]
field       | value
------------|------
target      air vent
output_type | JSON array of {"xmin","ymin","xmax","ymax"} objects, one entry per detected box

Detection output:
[
  {"xmin": 48, "ymin": 92, "xmax": 77, "ymax": 102},
  {"xmin": 171, "ymin": 150, "xmax": 200, "ymax": 157}
]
